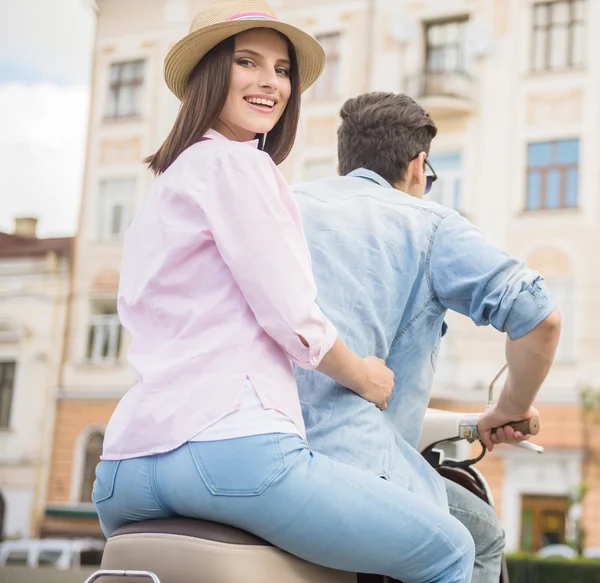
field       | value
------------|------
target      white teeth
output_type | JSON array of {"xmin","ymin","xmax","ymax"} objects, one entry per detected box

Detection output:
[{"xmin": 246, "ymin": 97, "xmax": 275, "ymax": 107}]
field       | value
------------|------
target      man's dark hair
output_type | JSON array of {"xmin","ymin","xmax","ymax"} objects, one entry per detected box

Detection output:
[{"xmin": 337, "ymin": 92, "xmax": 438, "ymax": 185}]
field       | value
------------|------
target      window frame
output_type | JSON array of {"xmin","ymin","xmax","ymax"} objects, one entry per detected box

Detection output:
[
  {"xmin": 525, "ymin": 138, "xmax": 580, "ymax": 211},
  {"xmin": 424, "ymin": 16, "xmax": 470, "ymax": 76},
  {"xmin": 311, "ymin": 32, "xmax": 342, "ymax": 101},
  {"xmin": 530, "ymin": 0, "xmax": 587, "ymax": 72},
  {"xmin": 105, "ymin": 59, "xmax": 146, "ymax": 120},
  {"xmin": 79, "ymin": 432, "xmax": 104, "ymax": 503},
  {"xmin": 86, "ymin": 302, "xmax": 122, "ymax": 364},
  {"xmin": 70, "ymin": 424, "xmax": 106, "ymax": 504},
  {"xmin": 97, "ymin": 177, "xmax": 136, "ymax": 243},
  {"xmin": 0, "ymin": 361, "xmax": 16, "ymax": 429}
]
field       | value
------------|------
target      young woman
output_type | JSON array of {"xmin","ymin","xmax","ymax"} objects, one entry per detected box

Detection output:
[{"xmin": 92, "ymin": 2, "xmax": 475, "ymax": 581}]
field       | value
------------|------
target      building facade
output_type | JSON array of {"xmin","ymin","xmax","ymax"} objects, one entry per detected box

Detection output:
[
  {"xmin": 44, "ymin": 0, "xmax": 600, "ymax": 553},
  {"xmin": 0, "ymin": 218, "xmax": 72, "ymax": 539}
]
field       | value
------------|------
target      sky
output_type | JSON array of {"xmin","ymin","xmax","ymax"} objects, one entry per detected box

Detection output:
[{"xmin": 0, "ymin": 0, "xmax": 96, "ymax": 237}]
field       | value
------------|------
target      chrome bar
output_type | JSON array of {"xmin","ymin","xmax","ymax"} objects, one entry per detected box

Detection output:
[
  {"xmin": 487, "ymin": 363, "xmax": 508, "ymax": 408},
  {"xmin": 84, "ymin": 570, "xmax": 162, "ymax": 583}
]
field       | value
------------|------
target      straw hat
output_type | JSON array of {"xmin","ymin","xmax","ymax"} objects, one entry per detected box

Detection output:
[{"xmin": 164, "ymin": 0, "xmax": 326, "ymax": 100}]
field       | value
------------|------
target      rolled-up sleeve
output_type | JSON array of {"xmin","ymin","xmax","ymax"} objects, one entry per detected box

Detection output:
[
  {"xmin": 195, "ymin": 148, "xmax": 337, "ymax": 369},
  {"xmin": 429, "ymin": 211, "xmax": 556, "ymax": 339}
]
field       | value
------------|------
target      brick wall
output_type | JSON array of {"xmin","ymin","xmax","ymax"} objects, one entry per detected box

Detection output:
[{"xmin": 47, "ymin": 400, "xmax": 118, "ymax": 503}]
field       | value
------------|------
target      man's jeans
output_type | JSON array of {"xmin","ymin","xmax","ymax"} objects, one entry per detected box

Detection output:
[{"xmin": 445, "ymin": 478, "xmax": 505, "ymax": 583}]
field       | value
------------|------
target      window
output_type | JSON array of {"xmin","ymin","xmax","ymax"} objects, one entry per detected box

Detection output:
[
  {"xmin": 425, "ymin": 18, "xmax": 469, "ymax": 74},
  {"xmin": 312, "ymin": 33, "xmax": 341, "ymax": 100},
  {"xmin": 97, "ymin": 178, "xmax": 135, "ymax": 242},
  {"xmin": 531, "ymin": 1, "xmax": 586, "ymax": 71},
  {"xmin": 86, "ymin": 302, "xmax": 122, "ymax": 363},
  {"xmin": 80, "ymin": 432, "xmax": 104, "ymax": 502},
  {"xmin": 416, "ymin": 18, "xmax": 472, "ymax": 98},
  {"xmin": 521, "ymin": 495, "xmax": 569, "ymax": 552},
  {"xmin": 526, "ymin": 139, "xmax": 579, "ymax": 210},
  {"xmin": 0, "ymin": 362, "xmax": 16, "ymax": 428},
  {"xmin": 105, "ymin": 60, "xmax": 145, "ymax": 119},
  {"xmin": 427, "ymin": 152, "xmax": 462, "ymax": 212}
]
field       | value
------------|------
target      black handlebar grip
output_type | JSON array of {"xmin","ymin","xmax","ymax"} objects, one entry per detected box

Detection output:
[{"xmin": 493, "ymin": 417, "xmax": 540, "ymax": 436}]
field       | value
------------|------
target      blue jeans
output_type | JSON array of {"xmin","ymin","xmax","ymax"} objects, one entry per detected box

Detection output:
[
  {"xmin": 93, "ymin": 433, "xmax": 474, "ymax": 583},
  {"xmin": 445, "ymin": 478, "xmax": 505, "ymax": 583}
]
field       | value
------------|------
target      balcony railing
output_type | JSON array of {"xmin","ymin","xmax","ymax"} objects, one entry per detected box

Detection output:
[{"xmin": 405, "ymin": 71, "xmax": 475, "ymax": 114}]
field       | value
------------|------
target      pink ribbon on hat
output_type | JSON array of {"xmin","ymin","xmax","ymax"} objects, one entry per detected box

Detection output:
[{"xmin": 225, "ymin": 12, "xmax": 278, "ymax": 21}]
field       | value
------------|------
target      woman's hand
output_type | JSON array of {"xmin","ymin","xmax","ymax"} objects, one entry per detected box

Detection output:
[
  {"xmin": 355, "ymin": 356, "xmax": 395, "ymax": 410},
  {"xmin": 315, "ymin": 339, "xmax": 393, "ymax": 409}
]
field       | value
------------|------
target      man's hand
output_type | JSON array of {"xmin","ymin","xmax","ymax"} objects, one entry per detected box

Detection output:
[{"xmin": 477, "ymin": 405, "xmax": 539, "ymax": 452}]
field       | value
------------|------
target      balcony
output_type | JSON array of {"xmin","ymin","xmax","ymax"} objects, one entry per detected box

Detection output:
[{"xmin": 405, "ymin": 71, "xmax": 476, "ymax": 117}]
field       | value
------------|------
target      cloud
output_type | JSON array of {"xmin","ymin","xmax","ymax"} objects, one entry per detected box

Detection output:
[
  {"xmin": 0, "ymin": 83, "xmax": 89, "ymax": 237},
  {"xmin": 0, "ymin": 0, "xmax": 95, "ymax": 85}
]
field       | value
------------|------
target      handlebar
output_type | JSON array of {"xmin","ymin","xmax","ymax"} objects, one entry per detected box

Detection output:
[
  {"xmin": 493, "ymin": 416, "xmax": 540, "ymax": 437},
  {"xmin": 450, "ymin": 412, "xmax": 544, "ymax": 454}
]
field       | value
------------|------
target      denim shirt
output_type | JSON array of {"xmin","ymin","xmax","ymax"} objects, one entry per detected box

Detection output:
[{"xmin": 293, "ymin": 168, "xmax": 555, "ymax": 511}]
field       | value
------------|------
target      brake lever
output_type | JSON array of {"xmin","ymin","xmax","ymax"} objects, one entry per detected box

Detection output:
[{"xmin": 514, "ymin": 441, "xmax": 544, "ymax": 454}]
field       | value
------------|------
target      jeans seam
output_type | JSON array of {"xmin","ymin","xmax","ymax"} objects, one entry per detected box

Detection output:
[
  {"xmin": 188, "ymin": 442, "xmax": 218, "ymax": 493},
  {"xmin": 91, "ymin": 461, "xmax": 120, "ymax": 504},
  {"xmin": 391, "ymin": 295, "xmax": 437, "ymax": 348},
  {"xmin": 151, "ymin": 455, "xmax": 171, "ymax": 512}
]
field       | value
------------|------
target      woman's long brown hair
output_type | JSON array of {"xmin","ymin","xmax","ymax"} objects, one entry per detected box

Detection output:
[{"xmin": 146, "ymin": 31, "xmax": 301, "ymax": 175}]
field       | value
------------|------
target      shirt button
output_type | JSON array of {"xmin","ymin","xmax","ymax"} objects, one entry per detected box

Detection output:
[{"xmin": 311, "ymin": 355, "xmax": 319, "ymax": 364}]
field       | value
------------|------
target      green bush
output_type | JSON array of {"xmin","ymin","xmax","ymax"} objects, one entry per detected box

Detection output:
[{"xmin": 507, "ymin": 556, "xmax": 600, "ymax": 583}]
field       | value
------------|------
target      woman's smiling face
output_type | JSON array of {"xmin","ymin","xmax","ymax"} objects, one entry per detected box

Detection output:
[{"xmin": 213, "ymin": 28, "xmax": 292, "ymax": 142}]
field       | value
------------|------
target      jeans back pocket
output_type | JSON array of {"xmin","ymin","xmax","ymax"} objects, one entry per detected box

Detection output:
[
  {"xmin": 188, "ymin": 433, "xmax": 286, "ymax": 497},
  {"xmin": 91, "ymin": 460, "xmax": 121, "ymax": 504}
]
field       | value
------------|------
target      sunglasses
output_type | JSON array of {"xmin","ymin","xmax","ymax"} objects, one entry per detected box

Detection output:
[{"xmin": 424, "ymin": 158, "xmax": 438, "ymax": 195}]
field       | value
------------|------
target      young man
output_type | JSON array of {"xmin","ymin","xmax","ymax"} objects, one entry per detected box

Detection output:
[{"xmin": 293, "ymin": 92, "xmax": 561, "ymax": 582}]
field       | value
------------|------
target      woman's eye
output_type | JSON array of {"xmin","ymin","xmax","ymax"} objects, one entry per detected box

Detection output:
[
  {"xmin": 276, "ymin": 67, "xmax": 290, "ymax": 77},
  {"xmin": 237, "ymin": 58, "xmax": 254, "ymax": 67}
]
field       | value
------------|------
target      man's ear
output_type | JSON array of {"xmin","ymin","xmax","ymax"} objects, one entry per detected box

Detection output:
[
  {"xmin": 336, "ymin": 165, "xmax": 341, "ymax": 176},
  {"xmin": 411, "ymin": 152, "xmax": 427, "ymax": 185}
]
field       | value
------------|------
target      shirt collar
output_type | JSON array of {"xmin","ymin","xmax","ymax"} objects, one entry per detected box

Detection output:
[
  {"xmin": 347, "ymin": 168, "xmax": 393, "ymax": 189},
  {"xmin": 204, "ymin": 128, "xmax": 260, "ymax": 149}
]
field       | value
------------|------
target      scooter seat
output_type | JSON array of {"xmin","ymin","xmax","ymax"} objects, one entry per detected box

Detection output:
[{"xmin": 100, "ymin": 517, "xmax": 356, "ymax": 583}]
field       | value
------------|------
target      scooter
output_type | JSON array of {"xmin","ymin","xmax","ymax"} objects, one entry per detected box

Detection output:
[{"xmin": 84, "ymin": 365, "xmax": 541, "ymax": 583}]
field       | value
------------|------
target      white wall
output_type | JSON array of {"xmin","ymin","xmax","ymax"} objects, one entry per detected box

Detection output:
[{"xmin": 1, "ymin": 487, "xmax": 34, "ymax": 539}]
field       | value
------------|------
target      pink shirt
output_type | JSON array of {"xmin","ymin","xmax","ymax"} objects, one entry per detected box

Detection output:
[{"xmin": 101, "ymin": 130, "xmax": 337, "ymax": 460}]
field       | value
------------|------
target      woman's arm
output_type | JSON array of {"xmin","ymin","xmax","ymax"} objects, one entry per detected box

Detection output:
[{"xmin": 195, "ymin": 148, "xmax": 393, "ymax": 407}]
